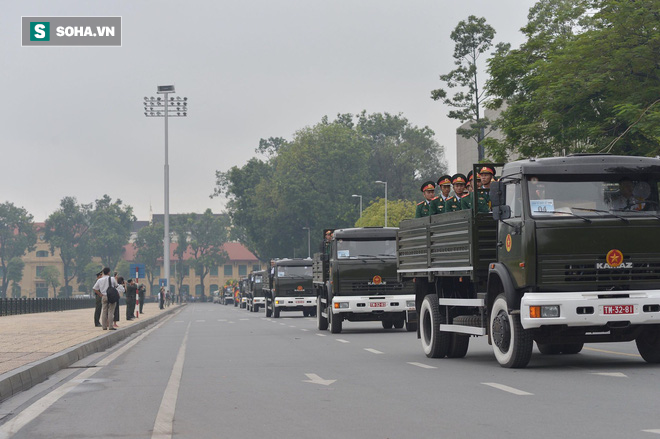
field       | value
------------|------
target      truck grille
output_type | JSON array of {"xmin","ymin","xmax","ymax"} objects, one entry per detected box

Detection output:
[
  {"xmin": 338, "ymin": 280, "xmax": 411, "ymax": 294},
  {"xmin": 539, "ymin": 253, "xmax": 660, "ymax": 289}
]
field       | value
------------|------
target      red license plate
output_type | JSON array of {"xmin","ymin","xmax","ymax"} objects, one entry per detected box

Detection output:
[
  {"xmin": 296, "ymin": 300, "xmax": 304, "ymax": 304},
  {"xmin": 603, "ymin": 305, "xmax": 634, "ymax": 315},
  {"xmin": 370, "ymin": 302, "xmax": 386, "ymax": 308}
]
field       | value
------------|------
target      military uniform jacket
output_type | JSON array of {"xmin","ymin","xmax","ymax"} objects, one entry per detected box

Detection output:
[
  {"xmin": 460, "ymin": 189, "xmax": 491, "ymax": 213},
  {"xmin": 443, "ymin": 194, "xmax": 468, "ymax": 213},
  {"xmin": 430, "ymin": 195, "xmax": 452, "ymax": 215},
  {"xmin": 415, "ymin": 198, "xmax": 437, "ymax": 217}
]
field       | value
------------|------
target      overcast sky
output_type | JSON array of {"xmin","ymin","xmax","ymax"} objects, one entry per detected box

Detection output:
[{"xmin": 3, "ymin": 0, "xmax": 537, "ymax": 221}]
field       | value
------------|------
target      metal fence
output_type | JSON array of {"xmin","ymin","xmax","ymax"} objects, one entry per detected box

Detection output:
[{"xmin": 0, "ymin": 297, "xmax": 98, "ymax": 316}]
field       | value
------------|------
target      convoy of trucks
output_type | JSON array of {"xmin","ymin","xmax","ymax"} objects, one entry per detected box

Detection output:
[{"xmin": 215, "ymin": 154, "xmax": 660, "ymax": 369}]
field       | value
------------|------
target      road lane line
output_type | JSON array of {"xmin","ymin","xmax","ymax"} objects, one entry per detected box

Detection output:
[
  {"xmin": 316, "ymin": 333, "xmax": 327, "ymax": 337},
  {"xmin": 300, "ymin": 329, "xmax": 309, "ymax": 332},
  {"xmin": 642, "ymin": 429, "xmax": 660, "ymax": 434},
  {"xmin": 408, "ymin": 362, "xmax": 437, "ymax": 369},
  {"xmin": 482, "ymin": 382, "xmax": 533, "ymax": 396},
  {"xmin": 591, "ymin": 372, "xmax": 627, "ymax": 378},
  {"xmin": 152, "ymin": 322, "xmax": 191, "ymax": 439},
  {"xmin": 289, "ymin": 325, "xmax": 296, "ymax": 328},
  {"xmin": 364, "ymin": 348, "xmax": 384, "ymax": 354},
  {"xmin": 336, "ymin": 339, "xmax": 350, "ymax": 343},
  {"xmin": 0, "ymin": 312, "xmax": 178, "ymax": 438},
  {"xmin": 583, "ymin": 347, "xmax": 641, "ymax": 358}
]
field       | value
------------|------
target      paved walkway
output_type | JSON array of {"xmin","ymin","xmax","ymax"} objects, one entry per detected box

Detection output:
[{"xmin": 0, "ymin": 301, "xmax": 181, "ymax": 376}]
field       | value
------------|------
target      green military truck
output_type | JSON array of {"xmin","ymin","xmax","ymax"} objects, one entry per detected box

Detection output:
[
  {"xmin": 398, "ymin": 155, "xmax": 660, "ymax": 368},
  {"xmin": 315, "ymin": 227, "xmax": 416, "ymax": 334},
  {"xmin": 264, "ymin": 258, "xmax": 315, "ymax": 318},
  {"xmin": 246, "ymin": 270, "xmax": 267, "ymax": 312}
]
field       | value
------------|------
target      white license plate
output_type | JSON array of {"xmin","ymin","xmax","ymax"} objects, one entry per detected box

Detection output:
[
  {"xmin": 603, "ymin": 305, "xmax": 634, "ymax": 315},
  {"xmin": 370, "ymin": 302, "xmax": 386, "ymax": 308}
]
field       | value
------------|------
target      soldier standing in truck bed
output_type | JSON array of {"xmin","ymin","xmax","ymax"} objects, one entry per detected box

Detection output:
[
  {"xmin": 444, "ymin": 173, "xmax": 469, "ymax": 213},
  {"xmin": 415, "ymin": 181, "xmax": 437, "ymax": 217},
  {"xmin": 430, "ymin": 175, "xmax": 453, "ymax": 214},
  {"xmin": 461, "ymin": 166, "xmax": 495, "ymax": 213}
]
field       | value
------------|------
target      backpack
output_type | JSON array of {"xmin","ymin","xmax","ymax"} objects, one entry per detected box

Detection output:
[{"xmin": 107, "ymin": 277, "xmax": 120, "ymax": 304}]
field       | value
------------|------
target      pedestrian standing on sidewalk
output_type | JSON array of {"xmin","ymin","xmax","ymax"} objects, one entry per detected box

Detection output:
[
  {"xmin": 93, "ymin": 267, "xmax": 118, "ymax": 330},
  {"xmin": 113, "ymin": 272, "xmax": 121, "ymax": 328},
  {"xmin": 125, "ymin": 279, "xmax": 137, "ymax": 320},
  {"xmin": 93, "ymin": 271, "xmax": 103, "ymax": 327},
  {"xmin": 159, "ymin": 286, "xmax": 165, "ymax": 309},
  {"xmin": 137, "ymin": 283, "xmax": 146, "ymax": 314}
]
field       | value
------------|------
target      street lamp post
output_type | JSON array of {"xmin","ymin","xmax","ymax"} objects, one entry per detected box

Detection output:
[
  {"xmin": 143, "ymin": 86, "xmax": 188, "ymax": 295},
  {"xmin": 375, "ymin": 181, "xmax": 388, "ymax": 227},
  {"xmin": 351, "ymin": 194, "xmax": 363, "ymax": 218},
  {"xmin": 302, "ymin": 227, "xmax": 311, "ymax": 258}
]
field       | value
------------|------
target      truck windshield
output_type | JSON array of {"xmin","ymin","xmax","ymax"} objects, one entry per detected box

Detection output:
[
  {"xmin": 527, "ymin": 177, "xmax": 660, "ymax": 218},
  {"xmin": 254, "ymin": 275, "xmax": 262, "ymax": 284},
  {"xmin": 336, "ymin": 239, "xmax": 396, "ymax": 259},
  {"xmin": 277, "ymin": 266, "xmax": 312, "ymax": 277}
]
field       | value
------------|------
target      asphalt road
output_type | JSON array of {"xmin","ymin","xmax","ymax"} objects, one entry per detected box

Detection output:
[{"xmin": 1, "ymin": 303, "xmax": 659, "ymax": 439}]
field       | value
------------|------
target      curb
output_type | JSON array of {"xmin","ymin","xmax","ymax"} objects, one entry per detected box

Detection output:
[{"xmin": 0, "ymin": 304, "xmax": 184, "ymax": 403}]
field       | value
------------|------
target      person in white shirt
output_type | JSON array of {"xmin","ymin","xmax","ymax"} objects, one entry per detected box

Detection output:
[{"xmin": 93, "ymin": 267, "xmax": 119, "ymax": 330}]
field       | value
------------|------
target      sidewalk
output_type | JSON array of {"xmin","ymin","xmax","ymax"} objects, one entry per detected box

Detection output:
[{"xmin": 0, "ymin": 301, "xmax": 184, "ymax": 402}]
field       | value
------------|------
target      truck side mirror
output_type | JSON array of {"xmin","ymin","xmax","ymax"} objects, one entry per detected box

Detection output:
[{"xmin": 490, "ymin": 182, "xmax": 511, "ymax": 220}]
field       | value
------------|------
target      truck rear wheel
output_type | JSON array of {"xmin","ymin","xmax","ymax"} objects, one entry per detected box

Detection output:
[
  {"xmin": 405, "ymin": 321, "xmax": 417, "ymax": 332},
  {"xmin": 393, "ymin": 319, "xmax": 405, "ymax": 329},
  {"xmin": 420, "ymin": 295, "xmax": 450, "ymax": 358},
  {"xmin": 273, "ymin": 307, "xmax": 280, "ymax": 318},
  {"xmin": 317, "ymin": 300, "xmax": 328, "ymax": 330},
  {"xmin": 447, "ymin": 334, "xmax": 470, "ymax": 358},
  {"xmin": 382, "ymin": 320, "xmax": 393, "ymax": 329},
  {"xmin": 537, "ymin": 343, "xmax": 562, "ymax": 355},
  {"xmin": 490, "ymin": 294, "xmax": 533, "ymax": 368},
  {"xmin": 266, "ymin": 304, "xmax": 272, "ymax": 317},
  {"xmin": 636, "ymin": 325, "xmax": 660, "ymax": 363},
  {"xmin": 330, "ymin": 312, "xmax": 342, "ymax": 334}
]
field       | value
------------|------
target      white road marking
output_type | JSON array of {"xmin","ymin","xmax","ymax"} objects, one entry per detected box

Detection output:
[
  {"xmin": 239, "ymin": 319, "xmax": 249, "ymax": 321},
  {"xmin": 364, "ymin": 348, "xmax": 384, "ymax": 354},
  {"xmin": 302, "ymin": 373, "xmax": 336, "ymax": 386},
  {"xmin": 482, "ymin": 382, "xmax": 533, "ymax": 396},
  {"xmin": 0, "ymin": 312, "xmax": 178, "ymax": 438},
  {"xmin": 642, "ymin": 429, "xmax": 660, "ymax": 434},
  {"xmin": 408, "ymin": 362, "xmax": 437, "ymax": 369},
  {"xmin": 279, "ymin": 323, "xmax": 286, "ymax": 326},
  {"xmin": 316, "ymin": 333, "xmax": 327, "ymax": 337},
  {"xmin": 300, "ymin": 329, "xmax": 309, "ymax": 332},
  {"xmin": 195, "ymin": 320, "xmax": 205, "ymax": 323},
  {"xmin": 336, "ymin": 339, "xmax": 350, "ymax": 343},
  {"xmin": 152, "ymin": 322, "xmax": 191, "ymax": 439},
  {"xmin": 217, "ymin": 319, "xmax": 227, "ymax": 322},
  {"xmin": 591, "ymin": 372, "xmax": 627, "ymax": 378},
  {"xmin": 174, "ymin": 320, "xmax": 184, "ymax": 323},
  {"xmin": 289, "ymin": 325, "xmax": 296, "ymax": 328},
  {"xmin": 584, "ymin": 346, "xmax": 641, "ymax": 357}
]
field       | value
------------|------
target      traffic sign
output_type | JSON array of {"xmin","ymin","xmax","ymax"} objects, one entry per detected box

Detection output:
[{"xmin": 130, "ymin": 263, "xmax": 146, "ymax": 279}]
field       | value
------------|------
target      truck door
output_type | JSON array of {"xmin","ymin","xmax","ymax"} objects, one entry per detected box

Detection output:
[{"xmin": 498, "ymin": 181, "xmax": 525, "ymax": 287}]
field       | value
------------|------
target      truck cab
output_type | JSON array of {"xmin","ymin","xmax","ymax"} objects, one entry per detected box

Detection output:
[
  {"xmin": 264, "ymin": 258, "xmax": 315, "ymax": 318},
  {"xmin": 246, "ymin": 270, "xmax": 267, "ymax": 312}
]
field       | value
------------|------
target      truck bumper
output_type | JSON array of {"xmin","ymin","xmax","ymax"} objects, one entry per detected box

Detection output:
[
  {"xmin": 330, "ymin": 295, "xmax": 415, "ymax": 315},
  {"xmin": 274, "ymin": 297, "xmax": 317, "ymax": 309},
  {"xmin": 520, "ymin": 290, "xmax": 660, "ymax": 329},
  {"xmin": 253, "ymin": 297, "xmax": 265, "ymax": 305}
]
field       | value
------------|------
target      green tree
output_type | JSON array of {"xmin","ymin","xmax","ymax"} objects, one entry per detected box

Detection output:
[
  {"xmin": 134, "ymin": 222, "xmax": 165, "ymax": 289},
  {"xmin": 7, "ymin": 257, "xmax": 25, "ymax": 298},
  {"xmin": 40, "ymin": 265, "xmax": 61, "ymax": 297},
  {"xmin": 44, "ymin": 197, "xmax": 92, "ymax": 297},
  {"xmin": 0, "ymin": 202, "xmax": 37, "ymax": 298},
  {"xmin": 88, "ymin": 195, "xmax": 135, "ymax": 270},
  {"xmin": 115, "ymin": 260, "xmax": 130, "ymax": 279},
  {"xmin": 79, "ymin": 261, "xmax": 103, "ymax": 294},
  {"xmin": 487, "ymin": 0, "xmax": 660, "ymax": 159},
  {"xmin": 355, "ymin": 199, "xmax": 416, "ymax": 228},
  {"xmin": 431, "ymin": 15, "xmax": 496, "ymax": 161}
]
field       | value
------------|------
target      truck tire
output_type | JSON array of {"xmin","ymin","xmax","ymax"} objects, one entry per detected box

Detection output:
[
  {"xmin": 447, "ymin": 334, "xmax": 470, "ymax": 358},
  {"xmin": 419, "ymin": 295, "xmax": 450, "ymax": 358},
  {"xmin": 266, "ymin": 303, "xmax": 272, "ymax": 318},
  {"xmin": 405, "ymin": 321, "xmax": 417, "ymax": 332},
  {"xmin": 273, "ymin": 306, "xmax": 280, "ymax": 318},
  {"xmin": 560, "ymin": 343, "xmax": 584, "ymax": 355},
  {"xmin": 330, "ymin": 312, "xmax": 342, "ymax": 334},
  {"xmin": 393, "ymin": 319, "xmax": 405, "ymax": 329},
  {"xmin": 490, "ymin": 294, "xmax": 533, "ymax": 368},
  {"xmin": 317, "ymin": 300, "xmax": 328, "ymax": 330},
  {"xmin": 382, "ymin": 320, "xmax": 394, "ymax": 329},
  {"xmin": 537, "ymin": 343, "xmax": 562, "ymax": 355},
  {"xmin": 636, "ymin": 325, "xmax": 660, "ymax": 363}
]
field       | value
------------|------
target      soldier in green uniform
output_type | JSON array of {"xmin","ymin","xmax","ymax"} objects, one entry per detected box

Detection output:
[
  {"xmin": 415, "ymin": 181, "xmax": 437, "ymax": 217},
  {"xmin": 444, "ymin": 173, "xmax": 469, "ymax": 212},
  {"xmin": 461, "ymin": 166, "xmax": 495, "ymax": 213},
  {"xmin": 430, "ymin": 175, "xmax": 452, "ymax": 214}
]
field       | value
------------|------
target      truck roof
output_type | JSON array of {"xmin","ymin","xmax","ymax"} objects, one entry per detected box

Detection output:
[
  {"xmin": 333, "ymin": 227, "xmax": 398, "ymax": 239},
  {"xmin": 273, "ymin": 258, "xmax": 313, "ymax": 266},
  {"xmin": 502, "ymin": 154, "xmax": 660, "ymax": 178}
]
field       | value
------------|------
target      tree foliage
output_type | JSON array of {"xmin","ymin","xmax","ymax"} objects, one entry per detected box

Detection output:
[
  {"xmin": 44, "ymin": 197, "xmax": 92, "ymax": 297},
  {"xmin": 431, "ymin": 15, "xmax": 497, "ymax": 160},
  {"xmin": 134, "ymin": 222, "xmax": 165, "ymax": 290},
  {"xmin": 0, "ymin": 202, "xmax": 37, "ymax": 298},
  {"xmin": 88, "ymin": 195, "xmax": 135, "ymax": 270},
  {"xmin": 354, "ymin": 199, "xmax": 416, "ymax": 228},
  {"xmin": 40, "ymin": 265, "xmax": 61, "ymax": 297},
  {"xmin": 487, "ymin": 0, "xmax": 660, "ymax": 160},
  {"xmin": 214, "ymin": 112, "xmax": 446, "ymax": 260},
  {"xmin": 7, "ymin": 257, "xmax": 25, "ymax": 298}
]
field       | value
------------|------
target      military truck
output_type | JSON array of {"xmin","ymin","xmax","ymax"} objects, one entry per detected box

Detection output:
[
  {"xmin": 397, "ymin": 155, "xmax": 660, "ymax": 368},
  {"xmin": 264, "ymin": 258, "xmax": 315, "ymax": 318},
  {"xmin": 315, "ymin": 227, "xmax": 416, "ymax": 334},
  {"xmin": 246, "ymin": 270, "xmax": 267, "ymax": 312}
]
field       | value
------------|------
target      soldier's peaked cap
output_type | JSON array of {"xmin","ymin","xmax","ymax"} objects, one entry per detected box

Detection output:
[
  {"xmin": 421, "ymin": 181, "xmax": 436, "ymax": 192},
  {"xmin": 452, "ymin": 173, "xmax": 467, "ymax": 184},
  {"xmin": 478, "ymin": 165, "xmax": 495, "ymax": 175},
  {"xmin": 437, "ymin": 175, "xmax": 452, "ymax": 186}
]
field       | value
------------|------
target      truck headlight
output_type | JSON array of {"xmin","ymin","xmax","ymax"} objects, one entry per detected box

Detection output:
[
  {"xmin": 334, "ymin": 302, "xmax": 349, "ymax": 309},
  {"xmin": 406, "ymin": 301, "xmax": 415, "ymax": 308},
  {"xmin": 530, "ymin": 305, "xmax": 560, "ymax": 318}
]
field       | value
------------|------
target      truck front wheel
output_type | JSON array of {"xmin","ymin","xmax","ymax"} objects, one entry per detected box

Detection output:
[
  {"xmin": 273, "ymin": 306, "xmax": 280, "ymax": 318},
  {"xmin": 330, "ymin": 311, "xmax": 342, "ymax": 334},
  {"xmin": 636, "ymin": 325, "xmax": 660, "ymax": 363},
  {"xmin": 265, "ymin": 303, "xmax": 272, "ymax": 317},
  {"xmin": 419, "ymin": 295, "xmax": 450, "ymax": 358},
  {"xmin": 490, "ymin": 294, "xmax": 533, "ymax": 368}
]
